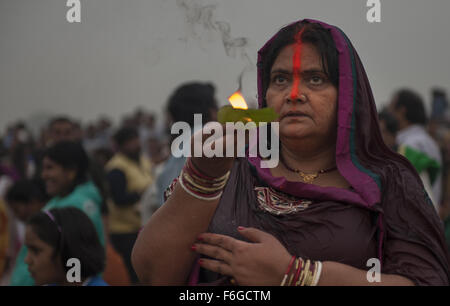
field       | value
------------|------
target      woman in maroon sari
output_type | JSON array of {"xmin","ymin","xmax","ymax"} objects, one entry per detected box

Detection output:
[{"xmin": 132, "ymin": 19, "xmax": 450, "ymax": 286}]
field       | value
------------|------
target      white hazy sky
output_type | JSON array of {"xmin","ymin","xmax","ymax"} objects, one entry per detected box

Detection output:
[{"xmin": 1, "ymin": 0, "xmax": 449, "ymax": 133}]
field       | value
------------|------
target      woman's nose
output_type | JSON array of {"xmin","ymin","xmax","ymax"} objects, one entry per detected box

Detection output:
[
  {"xmin": 286, "ymin": 91, "xmax": 307, "ymax": 104},
  {"xmin": 286, "ymin": 80, "xmax": 307, "ymax": 104}
]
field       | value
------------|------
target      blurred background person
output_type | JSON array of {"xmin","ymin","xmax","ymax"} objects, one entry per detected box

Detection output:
[
  {"xmin": 140, "ymin": 82, "xmax": 219, "ymax": 225},
  {"xmin": 5, "ymin": 179, "xmax": 48, "ymax": 224},
  {"xmin": 1, "ymin": 179, "xmax": 49, "ymax": 285},
  {"xmin": 8, "ymin": 123, "xmax": 36, "ymax": 180},
  {"xmin": 9, "ymin": 141, "xmax": 105, "ymax": 286},
  {"xmin": 146, "ymin": 135, "xmax": 169, "ymax": 167},
  {"xmin": 106, "ymin": 126, "xmax": 152, "ymax": 284},
  {"xmin": 25, "ymin": 207, "xmax": 108, "ymax": 286},
  {"xmin": 430, "ymin": 88, "xmax": 449, "ymax": 122},
  {"xmin": 390, "ymin": 89, "xmax": 443, "ymax": 212},
  {"xmin": 0, "ymin": 153, "xmax": 23, "ymax": 285},
  {"xmin": 427, "ymin": 88, "xmax": 450, "ymax": 252},
  {"xmin": 378, "ymin": 107, "xmax": 399, "ymax": 151},
  {"xmin": 46, "ymin": 117, "xmax": 76, "ymax": 146},
  {"xmin": 0, "ymin": 199, "xmax": 8, "ymax": 282}
]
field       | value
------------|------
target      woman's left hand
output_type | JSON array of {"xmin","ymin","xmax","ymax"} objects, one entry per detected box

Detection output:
[{"xmin": 193, "ymin": 227, "xmax": 292, "ymax": 286}]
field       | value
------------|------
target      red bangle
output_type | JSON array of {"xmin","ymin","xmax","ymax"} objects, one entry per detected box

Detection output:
[
  {"xmin": 280, "ymin": 255, "xmax": 296, "ymax": 286},
  {"xmin": 188, "ymin": 158, "xmax": 216, "ymax": 180},
  {"xmin": 292, "ymin": 257, "xmax": 303, "ymax": 286},
  {"xmin": 285, "ymin": 255, "xmax": 296, "ymax": 275}
]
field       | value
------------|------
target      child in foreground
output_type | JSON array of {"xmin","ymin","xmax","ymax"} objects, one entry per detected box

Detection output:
[{"xmin": 24, "ymin": 207, "xmax": 108, "ymax": 286}]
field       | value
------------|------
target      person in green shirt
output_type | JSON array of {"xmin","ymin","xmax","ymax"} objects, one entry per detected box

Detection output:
[{"xmin": 10, "ymin": 141, "xmax": 105, "ymax": 286}]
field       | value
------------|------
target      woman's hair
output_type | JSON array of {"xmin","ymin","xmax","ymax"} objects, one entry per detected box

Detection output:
[
  {"xmin": 113, "ymin": 126, "xmax": 139, "ymax": 147},
  {"xmin": 394, "ymin": 89, "xmax": 427, "ymax": 125},
  {"xmin": 167, "ymin": 82, "xmax": 218, "ymax": 126},
  {"xmin": 260, "ymin": 21, "xmax": 339, "ymax": 107},
  {"xmin": 43, "ymin": 141, "xmax": 89, "ymax": 186},
  {"xmin": 6, "ymin": 178, "xmax": 49, "ymax": 204},
  {"xmin": 378, "ymin": 108, "xmax": 399, "ymax": 135},
  {"xmin": 27, "ymin": 207, "xmax": 105, "ymax": 279}
]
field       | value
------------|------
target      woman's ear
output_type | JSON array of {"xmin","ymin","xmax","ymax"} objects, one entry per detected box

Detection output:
[{"xmin": 66, "ymin": 169, "xmax": 77, "ymax": 182}]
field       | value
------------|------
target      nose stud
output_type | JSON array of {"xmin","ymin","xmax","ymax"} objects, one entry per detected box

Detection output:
[{"xmin": 287, "ymin": 94, "xmax": 307, "ymax": 104}]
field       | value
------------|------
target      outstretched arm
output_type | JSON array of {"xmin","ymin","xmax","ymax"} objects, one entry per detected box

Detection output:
[{"xmin": 131, "ymin": 182, "xmax": 221, "ymax": 285}]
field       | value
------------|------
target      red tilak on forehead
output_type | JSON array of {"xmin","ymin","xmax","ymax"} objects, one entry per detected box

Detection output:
[{"xmin": 290, "ymin": 29, "xmax": 304, "ymax": 101}]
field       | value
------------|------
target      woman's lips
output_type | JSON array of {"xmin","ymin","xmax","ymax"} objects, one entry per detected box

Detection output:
[
  {"xmin": 281, "ymin": 111, "xmax": 309, "ymax": 120},
  {"xmin": 45, "ymin": 179, "xmax": 55, "ymax": 187}
]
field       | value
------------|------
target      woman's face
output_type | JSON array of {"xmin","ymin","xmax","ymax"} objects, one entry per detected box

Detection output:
[
  {"xmin": 41, "ymin": 157, "xmax": 76, "ymax": 197},
  {"xmin": 24, "ymin": 225, "xmax": 64, "ymax": 285},
  {"xmin": 266, "ymin": 43, "xmax": 338, "ymax": 144}
]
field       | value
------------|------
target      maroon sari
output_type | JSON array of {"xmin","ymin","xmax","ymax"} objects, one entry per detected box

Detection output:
[{"xmin": 187, "ymin": 19, "xmax": 450, "ymax": 285}]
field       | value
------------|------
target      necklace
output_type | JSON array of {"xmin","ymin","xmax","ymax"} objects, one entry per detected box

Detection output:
[{"xmin": 280, "ymin": 154, "xmax": 337, "ymax": 183}]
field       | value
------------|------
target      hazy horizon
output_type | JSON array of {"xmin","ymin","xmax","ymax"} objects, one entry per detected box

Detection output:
[{"xmin": 1, "ymin": 0, "xmax": 449, "ymax": 134}]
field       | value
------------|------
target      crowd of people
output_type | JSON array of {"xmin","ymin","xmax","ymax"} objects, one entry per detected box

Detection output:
[
  {"xmin": 0, "ymin": 82, "xmax": 218, "ymax": 286},
  {"xmin": 0, "ymin": 19, "xmax": 449, "ymax": 286}
]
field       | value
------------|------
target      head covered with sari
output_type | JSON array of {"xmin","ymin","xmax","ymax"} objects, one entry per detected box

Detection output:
[{"xmin": 192, "ymin": 19, "xmax": 450, "ymax": 285}]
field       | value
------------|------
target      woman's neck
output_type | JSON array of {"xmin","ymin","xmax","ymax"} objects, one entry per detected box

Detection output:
[
  {"xmin": 280, "ymin": 141, "xmax": 336, "ymax": 173},
  {"xmin": 57, "ymin": 186, "xmax": 75, "ymax": 198},
  {"xmin": 58, "ymin": 180, "xmax": 85, "ymax": 198}
]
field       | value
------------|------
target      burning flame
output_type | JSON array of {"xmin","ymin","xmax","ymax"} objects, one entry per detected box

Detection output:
[{"xmin": 228, "ymin": 91, "xmax": 248, "ymax": 110}]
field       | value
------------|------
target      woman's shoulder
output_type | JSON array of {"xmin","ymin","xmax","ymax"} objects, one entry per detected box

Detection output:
[
  {"xmin": 45, "ymin": 182, "xmax": 102, "ymax": 212},
  {"xmin": 73, "ymin": 181, "xmax": 102, "ymax": 203}
]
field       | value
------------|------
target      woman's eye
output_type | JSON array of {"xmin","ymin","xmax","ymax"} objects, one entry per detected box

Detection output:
[
  {"xmin": 272, "ymin": 75, "xmax": 288, "ymax": 85},
  {"xmin": 29, "ymin": 247, "xmax": 38, "ymax": 255},
  {"xmin": 309, "ymin": 76, "xmax": 324, "ymax": 85}
]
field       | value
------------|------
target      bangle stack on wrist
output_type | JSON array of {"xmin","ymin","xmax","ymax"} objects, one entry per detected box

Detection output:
[
  {"xmin": 280, "ymin": 256, "xmax": 323, "ymax": 286},
  {"xmin": 179, "ymin": 158, "xmax": 231, "ymax": 201}
]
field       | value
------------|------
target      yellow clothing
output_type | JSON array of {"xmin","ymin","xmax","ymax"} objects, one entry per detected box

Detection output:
[{"xmin": 106, "ymin": 154, "xmax": 152, "ymax": 233}]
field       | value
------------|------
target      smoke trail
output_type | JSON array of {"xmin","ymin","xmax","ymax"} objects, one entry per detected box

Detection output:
[
  {"xmin": 177, "ymin": 0, "xmax": 257, "ymax": 106},
  {"xmin": 176, "ymin": 0, "xmax": 251, "ymax": 64}
]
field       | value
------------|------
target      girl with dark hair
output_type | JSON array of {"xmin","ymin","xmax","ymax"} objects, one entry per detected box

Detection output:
[
  {"xmin": 133, "ymin": 20, "xmax": 450, "ymax": 285},
  {"xmin": 10, "ymin": 141, "xmax": 105, "ymax": 285},
  {"xmin": 24, "ymin": 207, "xmax": 107, "ymax": 286}
]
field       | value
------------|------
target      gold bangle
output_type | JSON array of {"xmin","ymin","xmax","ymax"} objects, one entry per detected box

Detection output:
[
  {"xmin": 181, "ymin": 171, "xmax": 226, "ymax": 193},
  {"xmin": 178, "ymin": 174, "xmax": 223, "ymax": 201},
  {"xmin": 186, "ymin": 169, "xmax": 230, "ymax": 187},
  {"xmin": 288, "ymin": 273, "xmax": 295, "ymax": 286},
  {"xmin": 295, "ymin": 258, "xmax": 304, "ymax": 286},
  {"xmin": 187, "ymin": 172, "xmax": 230, "ymax": 186},
  {"xmin": 305, "ymin": 262, "xmax": 314, "ymax": 286},
  {"xmin": 308, "ymin": 262, "xmax": 317, "ymax": 286},
  {"xmin": 183, "ymin": 170, "xmax": 228, "ymax": 188},
  {"xmin": 306, "ymin": 261, "xmax": 319, "ymax": 286},
  {"xmin": 311, "ymin": 261, "xmax": 322, "ymax": 286},
  {"xmin": 291, "ymin": 258, "xmax": 299, "ymax": 286},
  {"xmin": 287, "ymin": 258, "xmax": 298, "ymax": 286},
  {"xmin": 300, "ymin": 260, "xmax": 311, "ymax": 286},
  {"xmin": 182, "ymin": 171, "xmax": 227, "ymax": 193}
]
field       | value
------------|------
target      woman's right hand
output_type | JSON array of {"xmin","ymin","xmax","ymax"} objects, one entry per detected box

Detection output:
[{"xmin": 190, "ymin": 122, "xmax": 250, "ymax": 178}]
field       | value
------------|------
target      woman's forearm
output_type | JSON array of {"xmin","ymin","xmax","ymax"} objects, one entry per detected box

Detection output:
[
  {"xmin": 317, "ymin": 261, "xmax": 414, "ymax": 286},
  {"xmin": 131, "ymin": 184, "xmax": 220, "ymax": 285}
]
